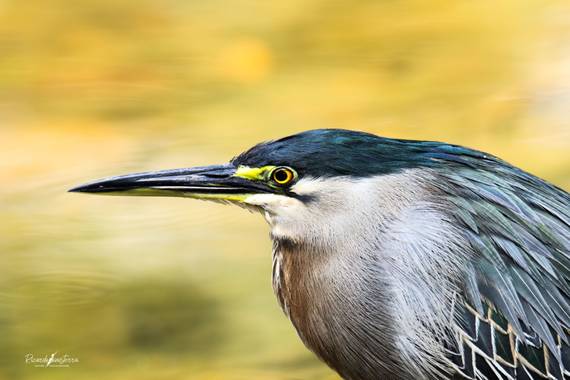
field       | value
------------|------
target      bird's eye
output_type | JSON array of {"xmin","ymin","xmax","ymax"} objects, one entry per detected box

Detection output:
[{"xmin": 270, "ymin": 167, "xmax": 296, "ymax": 186}]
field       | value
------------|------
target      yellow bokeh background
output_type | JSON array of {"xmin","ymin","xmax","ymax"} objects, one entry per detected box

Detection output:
[{"xmin": 0, "ymin": 1, "xmax": 569, "ymax": 379}]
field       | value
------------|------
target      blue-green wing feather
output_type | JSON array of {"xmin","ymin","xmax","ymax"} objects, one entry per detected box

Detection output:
[{"xmin": 429, "ymin": 148, "xmax": 570, "ymax": 379}]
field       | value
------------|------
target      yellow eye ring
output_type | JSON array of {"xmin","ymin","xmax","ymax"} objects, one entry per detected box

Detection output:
[{"xmin": 270, "ymin": 167, "xmax": 296, "ymax": 186}]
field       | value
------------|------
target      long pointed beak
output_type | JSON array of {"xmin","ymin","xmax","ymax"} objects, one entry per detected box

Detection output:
[{"xmin": 69, "ymin": 164, "xmax": 271, "ymax": 201}]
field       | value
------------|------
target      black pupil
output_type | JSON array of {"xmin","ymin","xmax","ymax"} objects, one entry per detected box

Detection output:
[{"xmin": 274, "ymin": 169, "xmax": 289, "ymax": 183}]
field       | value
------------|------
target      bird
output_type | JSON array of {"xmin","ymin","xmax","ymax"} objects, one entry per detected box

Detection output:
[{"xmin": 70, "ymin": 129, "xmax": 570, "ymax": 380}]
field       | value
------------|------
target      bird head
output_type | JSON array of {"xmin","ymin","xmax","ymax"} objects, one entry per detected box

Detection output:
[{"xmin": 70, "ymin": 129, "xmax": 443, "ymax": 241}]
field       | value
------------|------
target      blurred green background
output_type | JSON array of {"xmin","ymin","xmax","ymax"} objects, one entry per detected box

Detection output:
[{"xmin": 1, "ymin": 0, "xmax": 569, "ymax": 379}]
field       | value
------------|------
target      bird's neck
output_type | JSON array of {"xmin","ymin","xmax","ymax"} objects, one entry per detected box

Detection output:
[
  {"xmin": 271, "ymin": 234, "xmax": 404, "ymax": 379},
  {"xmin": 269, "ymin": 170, "xmax": 467, "ymax": 379}
]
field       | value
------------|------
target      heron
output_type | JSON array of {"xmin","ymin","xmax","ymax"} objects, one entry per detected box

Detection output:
[{"xmin": 70, "ymin": 129, "xmax": 570, "ymax": 380}]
